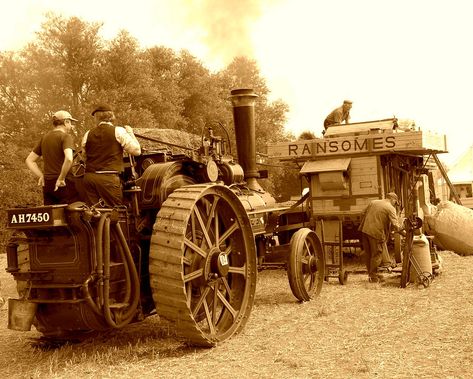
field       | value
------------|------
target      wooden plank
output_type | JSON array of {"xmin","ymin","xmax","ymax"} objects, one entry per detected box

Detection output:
[
  {"xmin": 324, "ymin": 118, "xmax": 396, "ymax": 138},
  {"xmin": 267, "ymin": 130, "xmax": 448, "ymax": 159}
]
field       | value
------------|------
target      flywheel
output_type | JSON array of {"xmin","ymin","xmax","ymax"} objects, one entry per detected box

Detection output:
[{"xmin": 149, "ymin": 184, "xmax": 257, "ymax": 346}]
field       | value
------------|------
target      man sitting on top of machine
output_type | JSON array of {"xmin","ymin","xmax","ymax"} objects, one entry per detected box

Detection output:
[{"xmin": 323, "ymin": 100, "xmax": 352, "ymax": 135}]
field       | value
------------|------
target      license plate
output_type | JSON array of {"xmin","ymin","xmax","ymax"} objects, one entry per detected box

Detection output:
[{"xmin": 7, "ymin": 207, "xmax": 54, "ymax": 228}]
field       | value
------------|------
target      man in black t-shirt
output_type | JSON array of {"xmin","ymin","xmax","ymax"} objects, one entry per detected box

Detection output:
[{"xmin": 26, "ymin": 110, "xmax": 80, "ymax": 205}]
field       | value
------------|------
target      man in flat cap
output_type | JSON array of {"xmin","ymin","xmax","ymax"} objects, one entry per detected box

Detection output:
[
  {"xmin": 80, "ymin": 104, "xmax": 141, "ymax": 206},
  {"xmin": 26, "ymin": 110, "xmax": 80, "ymax": 205},
  {"xmin": 358, "ymin": 192, "xmax": 404, "ymax": 283},
  {"xmin": 323, "ymin": 100, "xmax": 352, "ymax": 134}
]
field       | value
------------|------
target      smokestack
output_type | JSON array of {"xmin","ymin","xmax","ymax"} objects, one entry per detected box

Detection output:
[
  {"xmin": 229, "ymin": 89, "xmax": 275, "ymax": 205},
  {"xmin": 229, "ymin": 88, "xmax": 259, "ymax": 188}
]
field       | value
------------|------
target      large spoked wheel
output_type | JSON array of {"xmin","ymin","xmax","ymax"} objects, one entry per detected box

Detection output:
[
  {"xmin": 149, "ymin": 184, "xmax": 257, "ymax": 347},
  {"xmin": 287, "ymin": 228, "xmax": 325, "ymax": 302}
]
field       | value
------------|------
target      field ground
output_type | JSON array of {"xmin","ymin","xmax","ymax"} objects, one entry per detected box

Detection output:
[{"xmin": 1, "ymin": 251, "xmax": 472, "ymax": 379}]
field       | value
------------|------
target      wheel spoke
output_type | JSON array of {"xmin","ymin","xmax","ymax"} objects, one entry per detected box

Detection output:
[
  {"xmin": 228, "ymin": 264, "xmax": 246, "ymax": 276},
  {"xmin": 191, "ymin": 285, "xmax": 211, "ymax": 318},
  {"xmin": 183, "ymin": 256, "xmax": 192, "ymax": 266},
  {"xmin": 221, "ymin": 277, "xmax": 232, "ymax": 301},
  {"xmin": 203, "ymin": 298, "xmax": 216, "ymax": 335},
  {"xmin": 219, "ymin": 221, "xmax": 239, "ymax": 244},
  {"xmin": 215, "ymin": 287, "xmax": 237, "ymax": 319},
  {"xmin": 184, "ymin": 268, "xmax": 204, "ymax": 283},
  {"xmin": 204, "ymin": 196, "xmax": 218, "ymax": 229},
  {"xmin": 184, "ymin": 237, "xmax": 208, "ymax": 259},
  {"xmin": 212, "ymin": 281, "xmax": 219, "ymax": 325},
  {"xmin": 304, "ymin": 272, "xmax": 313, "ymax": 287},
  {"xmin": 193, "ymin": 204, "xmax": 214, "ymax": 250}
]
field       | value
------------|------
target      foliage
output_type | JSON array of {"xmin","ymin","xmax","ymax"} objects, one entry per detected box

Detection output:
[
  {"xmin": 0, "ymin": 13, "xmax": 294, "ymax": 246},
  {"xmin": 0, "ymin": 138, "xmax": 42, "ymax": 248}
]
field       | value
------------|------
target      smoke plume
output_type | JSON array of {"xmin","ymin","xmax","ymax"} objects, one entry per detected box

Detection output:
[{"xmin": 174, "ymin": 0, "xmax": 274, "ymax": 67}]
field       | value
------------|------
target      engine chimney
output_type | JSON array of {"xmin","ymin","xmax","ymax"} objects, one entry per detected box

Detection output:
[
  {"xmin": 229, "ymin": 89, "xmax": 258, "ymax": 185},
  {"xmin": 229, "ymin": 88, "xmax": 275, "ymax": 205}
]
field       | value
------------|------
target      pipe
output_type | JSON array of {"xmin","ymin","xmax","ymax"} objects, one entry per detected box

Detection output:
[
  {"xmin": 81, "ymin": 276, "xmax": 102, "ymax": 315},
  {"xmin": 115, "ymin": 230, "xmax": 132, "ymax": 304},
  {"xmin": 113, "ymin": 222, "xmax": 140, "ymax": 322},
  {"xmin": 103, "ymin": 216, "xmax": 114, "ymax": 326},
  {"xmin": 102, "ymin": 216, "xmax": 140, "ymax": 328},
  {"xmin": 229, "ymin": 88, "xmax": 259, "ymax": 189},
  {"xmin": 229, "ymin": 88, "xmax": 275, "ymax": 205},
  {"xmin": 95, "ymin": 213, "xmax": 107, "ymax": 308}
]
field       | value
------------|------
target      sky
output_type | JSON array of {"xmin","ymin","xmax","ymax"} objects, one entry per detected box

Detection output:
[{"xmin": 1, "ymin": 0, "xmax": 472, "ymax": 164}]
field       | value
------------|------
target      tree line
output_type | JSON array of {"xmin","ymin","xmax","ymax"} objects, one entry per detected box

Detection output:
[
  {"xmin": 0, "ymin": 13, "xmax": 303, "ymax": 247},
  {"xmin": 0, "ymin": 13, "xmax": 291, "ymax": 150}
]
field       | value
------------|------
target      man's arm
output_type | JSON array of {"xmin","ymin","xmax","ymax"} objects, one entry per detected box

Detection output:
[
  {"xmin": 115, "ymin": 126, "xmax": 141, "ymax": 156},
  {"xmin": 55, "ymin": 148, "xmax": 74, "ymax": 191},
  {"xmin": 387, "ymin": 206, "xmax": 403, "ymax": 232},
  {"xmin": 25, "ymin": 151, "xmax": 44, "ymax": 186},
  {"xmin": 80, "ymin": 131, "xmax": 89, "ymax": 161}
]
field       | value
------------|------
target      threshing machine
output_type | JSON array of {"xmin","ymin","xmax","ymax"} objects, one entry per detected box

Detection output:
[{"xmin": 267, "ymin": 118, "xmax": 450, "ymax": 286}]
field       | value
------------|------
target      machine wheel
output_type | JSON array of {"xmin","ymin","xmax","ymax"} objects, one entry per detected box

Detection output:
[
  {"xmin": 149, "ymin": 184, "xmax": 257, "ymax": 347},
  {"xmin": 287, "ymin": 228, "xmax": 325, "ymax": 302},
  {"xmin": 338, "ymin": 269, "xmax": 349, "ymax": 285}
]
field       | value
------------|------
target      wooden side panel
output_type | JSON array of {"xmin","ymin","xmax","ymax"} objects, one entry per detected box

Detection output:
[
  {"xmin": 350, "ymin": 156, "xmax": 379, "ymax": 196},
  {"xmin": 310, "ymin": 174, "xmax": 349, "ymax": 197},
  {"xmin": 308, "ymin": 156, "xmax": 381, "ymax": 215},
  {"xmin": 310, "ymin": 196, "xmax": 377, "ymax": 216}
]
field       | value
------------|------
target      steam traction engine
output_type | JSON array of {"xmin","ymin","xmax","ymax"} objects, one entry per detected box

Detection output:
[{"xmin": 5, "ymin": 89, "xmax": 324, "ymax": 347}]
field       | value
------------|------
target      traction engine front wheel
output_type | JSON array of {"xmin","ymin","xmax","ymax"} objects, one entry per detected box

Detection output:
[{"xmin": 149, "ymin": 184, "xmax": 257, "ymax": 346}]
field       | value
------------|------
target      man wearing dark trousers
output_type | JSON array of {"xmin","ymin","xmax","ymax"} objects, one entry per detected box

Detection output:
[
  {"xmin": 26, "ymin": 110, "xmax": 80, "ymax": 205},
  {"xmin": 81, "ymin": 104, "xmax": 141, "ymax": 206},
  {"xmin": 359, "ymin": 192, "xmax": 404, "ymax": 283}
]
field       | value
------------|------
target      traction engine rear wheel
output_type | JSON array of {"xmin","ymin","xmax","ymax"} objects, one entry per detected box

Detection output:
[
  {"xmin": 287, "ymin": 228, "xmax": 325, "ymax": 302},
  {"xmin": 149, "ymin": 184, "xmax": 257, "ymax": 346}
]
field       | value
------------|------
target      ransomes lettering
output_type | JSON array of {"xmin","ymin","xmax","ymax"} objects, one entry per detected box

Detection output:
[{"xmin": 286, "ymin": 136, "xmax": 397, "ymax": 156}]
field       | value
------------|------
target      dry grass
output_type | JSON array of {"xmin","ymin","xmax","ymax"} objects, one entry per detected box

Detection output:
[{"xmin": 1, "ymin": 251, "xmax": 472, "ymax": 379}]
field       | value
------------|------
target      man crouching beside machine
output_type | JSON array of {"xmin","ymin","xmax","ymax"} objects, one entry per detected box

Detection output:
[{"xmin": 359, "ymin": 192, "xmax": 405, "ymax": 283}]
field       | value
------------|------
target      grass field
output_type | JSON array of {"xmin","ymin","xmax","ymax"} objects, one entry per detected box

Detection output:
[{"xmin": 1, "ymin": 251, "xmax": 472, "ymax": 379}]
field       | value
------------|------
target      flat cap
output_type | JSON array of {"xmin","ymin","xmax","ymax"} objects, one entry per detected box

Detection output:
[
  {"xmin": 386, "ymin": 192, "xmax": 400, "ymax": 205},
  {"xmin": 91, "ymin": 103, "xmax": 113, "ymax": 116},
  {"xmin": 343, "ymin": 100, "xmax": 353, "ymax": 104},
  {"xmin": 53, "ymin": 110, "xmax": 78, "ymax": 122}
]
